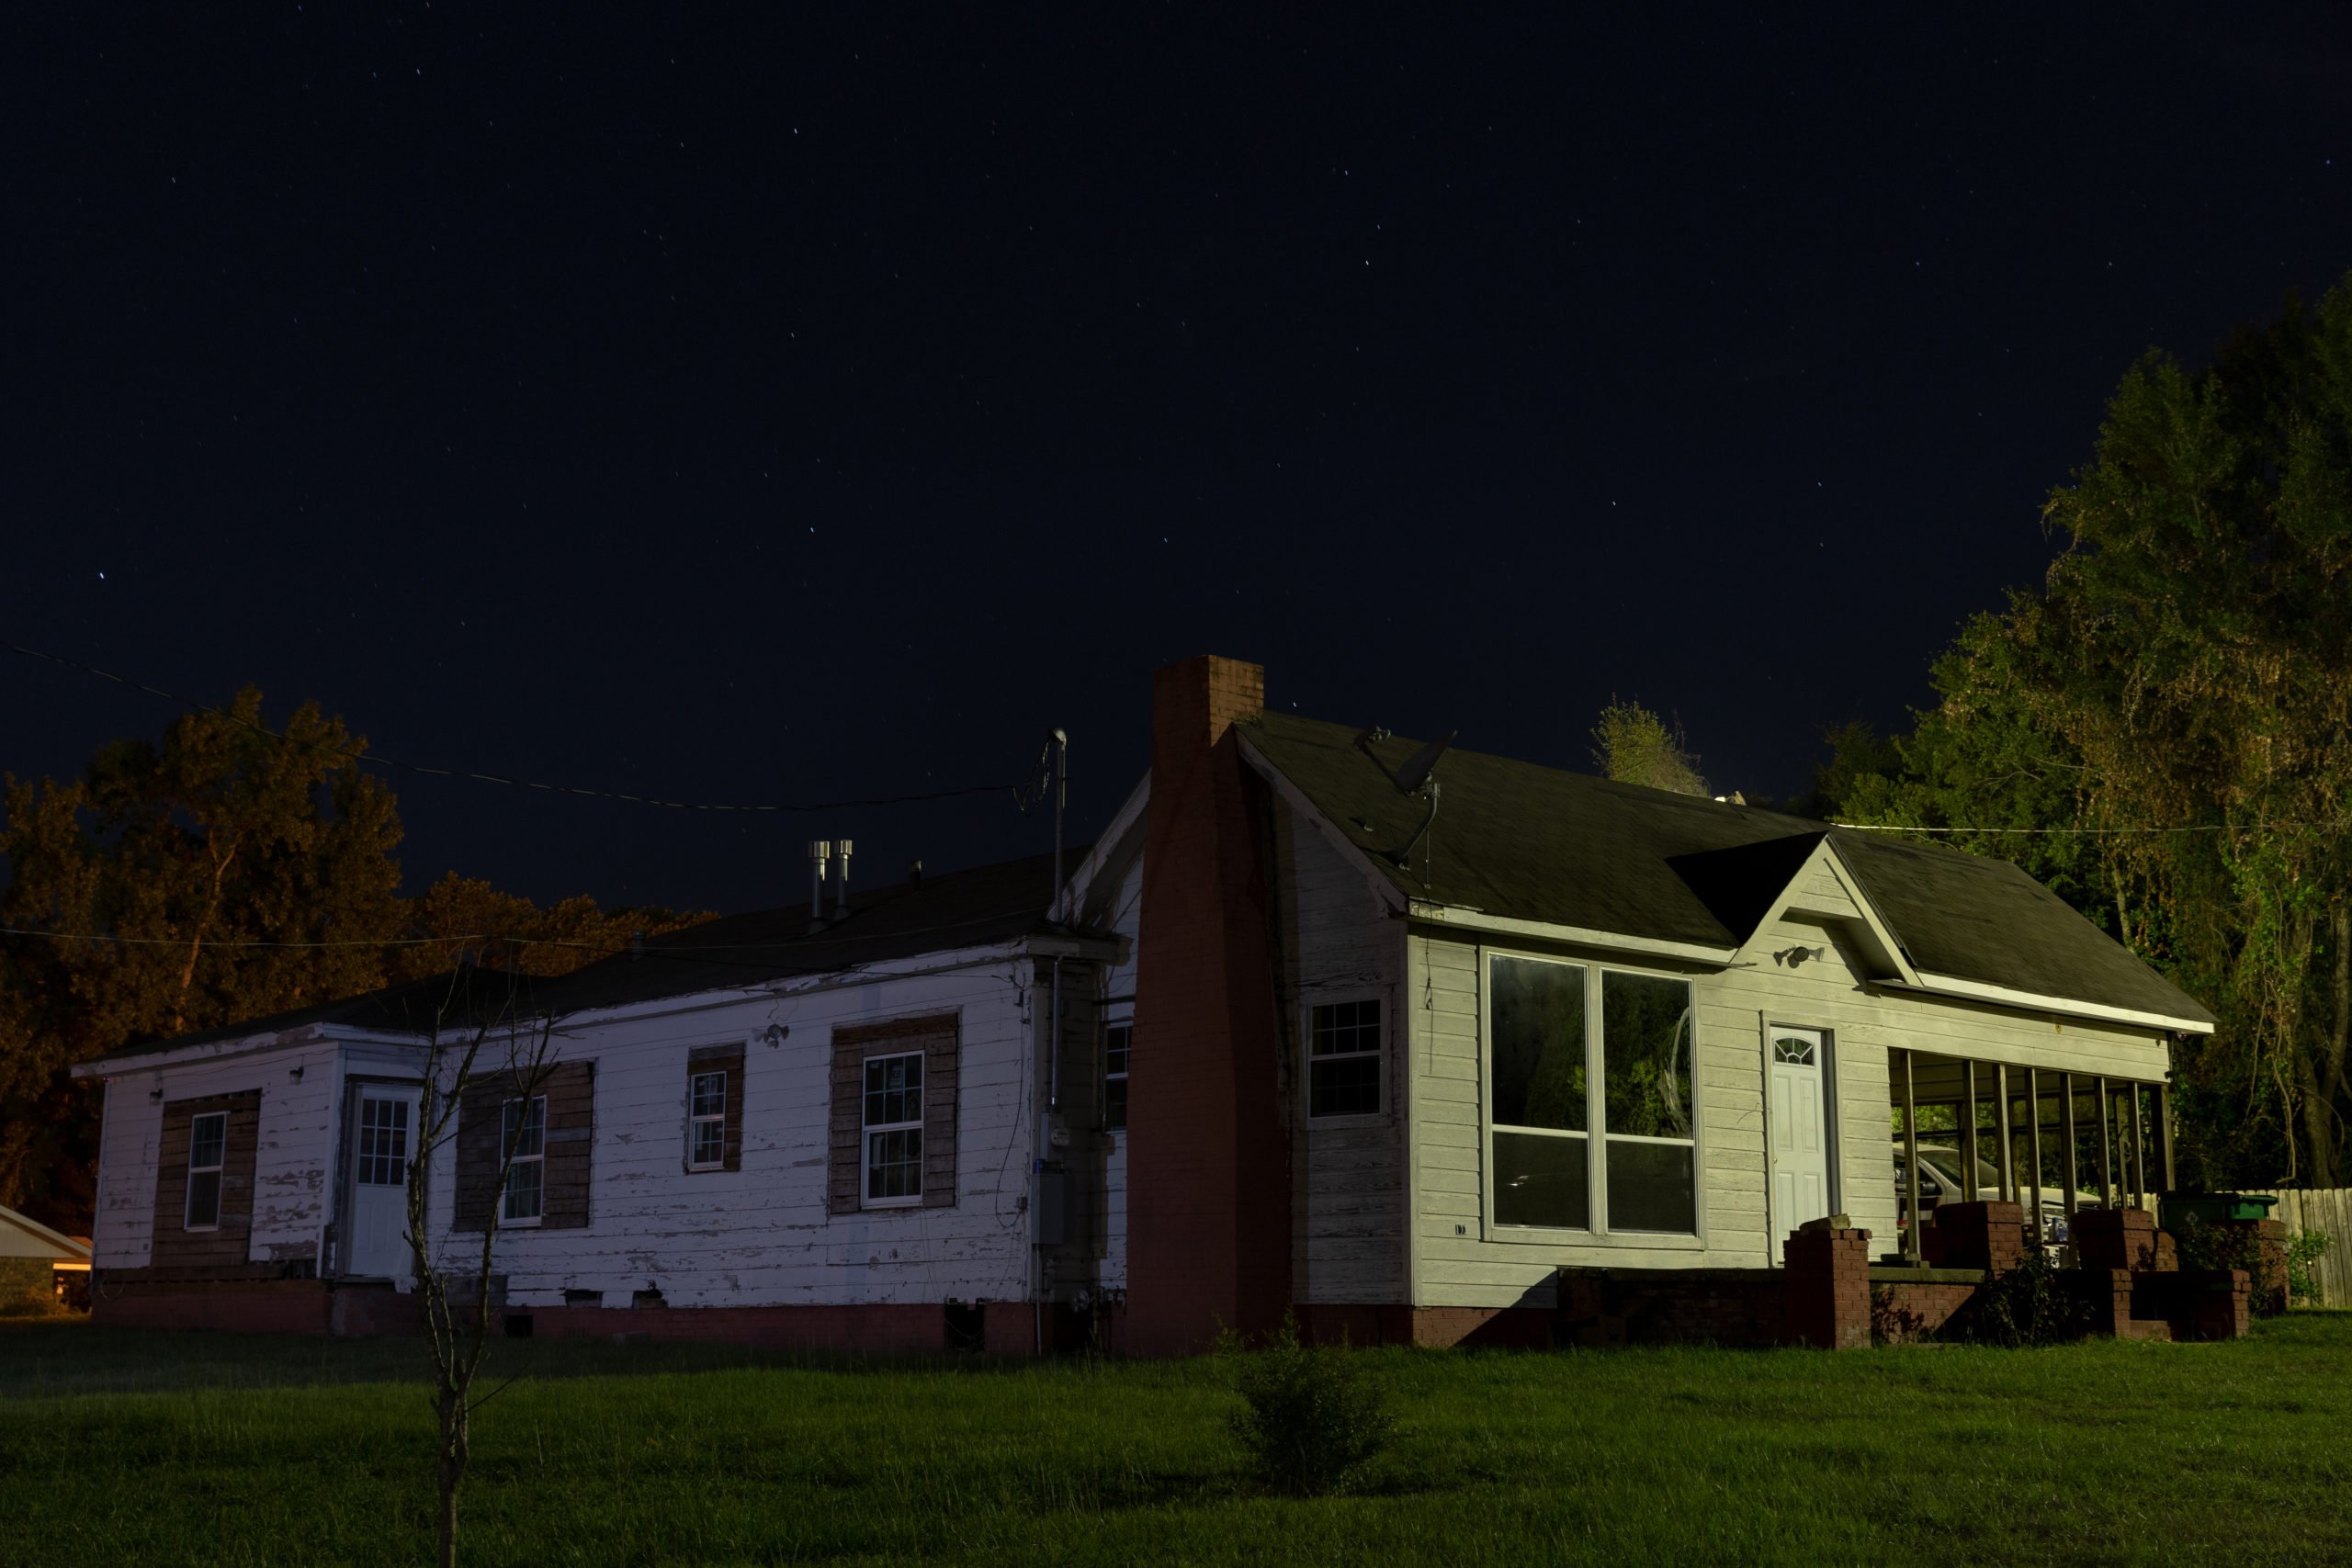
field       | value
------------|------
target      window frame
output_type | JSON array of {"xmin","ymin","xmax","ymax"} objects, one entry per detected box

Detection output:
[
  {"xmin": 1479, "ymin": 948, "xmax": 1706, "ymax": 1248},
  {"xmin": 1102, "ymin": 1016, "xmax": 1131, "ymax": 1133},
  {"xmin": 1305, "ymin": 996, "xmax": 1385, "ymax": 1122},
  {"xmin": 501, "ymin": 1095, "xmax": 548, "ymax": 1228},
  {"xmin": 686, "ymin": 1068, "xmax": 728, "ymax": 1172},
  {"xmin": 861, "ymin": 1050, "xmax": 925, "ymax": 1209},
  {"xmin": 184, "ymin": 1110, "xmax": 229, "ymax": 1231}
]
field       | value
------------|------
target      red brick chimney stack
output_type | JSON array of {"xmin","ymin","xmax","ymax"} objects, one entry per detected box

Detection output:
[{"xmin": 1126, "ymin": 655, "xmax": 1292, "ymax": 1355}]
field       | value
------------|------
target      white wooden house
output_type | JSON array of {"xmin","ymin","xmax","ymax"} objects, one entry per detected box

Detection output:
[{"xmin": 73, "ymin": 653, "xmax": 2214, "ymax": 1351}]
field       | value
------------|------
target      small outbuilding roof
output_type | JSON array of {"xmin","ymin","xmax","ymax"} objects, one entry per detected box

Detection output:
[
  {"xmin": 1238, "ymin": 711, "xmax": 2212, "ymax": 1028},
  {"xmin": 0, "ymin": 1204, "xmax": 92, "ymax": 1262}
]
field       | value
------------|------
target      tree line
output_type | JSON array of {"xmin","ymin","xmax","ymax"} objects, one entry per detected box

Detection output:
[{"xmin": 0, "ymin": 688, "xmax": 705, "ymax": 1230}]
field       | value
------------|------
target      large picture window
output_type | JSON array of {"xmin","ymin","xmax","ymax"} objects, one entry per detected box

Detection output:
[
  {"xmin": 1487, "ymin": 954, "xmax": 1697, "ymax": 1235},
  {"xmin": 863, "ymin": 1053, "xmax": 923, "ymax": 1205}
]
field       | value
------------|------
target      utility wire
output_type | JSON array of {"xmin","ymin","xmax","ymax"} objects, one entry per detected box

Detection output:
[
  {"xmin": 1833, "ymin": 821, "xmax": 2302, "ymax": 835},
  {"xmin": 2, "ymin": 636, "xmax": 1027, "ymax": 814}
]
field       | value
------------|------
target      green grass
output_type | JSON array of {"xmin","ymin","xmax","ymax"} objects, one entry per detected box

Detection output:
[{"xmin": 5, "ymin": 1314, "xmax": 2351, "ymax": 1565}]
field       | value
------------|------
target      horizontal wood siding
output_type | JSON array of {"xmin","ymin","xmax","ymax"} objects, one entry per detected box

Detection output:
[
  {"xmin": 1276, "ymin": 799, "xmax": 1407, "ymax": 1305},
  {"xmin": 1409, "ymin": 842, "xmax": 2175, "ymax": 1308},
  {"xmin": 93, "ymin": 1042, "xmax": 345, "ymax": 1270},
  {"xmin": 148, "ymin": 1090, "xmax": 262, "ymax": 1269},
  {"xmin": 409, "ymin": 957, "xmax": 1035, "ymax": 1312}
]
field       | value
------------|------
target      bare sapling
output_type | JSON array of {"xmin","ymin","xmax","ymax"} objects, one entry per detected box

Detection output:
[{"xmin": 401, "ymin": 964, "xmax": 563, "ymax": 1568}]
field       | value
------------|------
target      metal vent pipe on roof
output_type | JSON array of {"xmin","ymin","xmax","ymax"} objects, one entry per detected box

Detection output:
[
  {"xmin": 808, "ymin": 840, "xmax": 831, "ymax": 920},
  {"xmin": 833, "ymin": 840, "xmax": 854, "ymax": 919}
]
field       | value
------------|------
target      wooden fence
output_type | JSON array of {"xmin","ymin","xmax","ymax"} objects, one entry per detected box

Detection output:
[{"xmin": 2249, "ymin": 1190, "xmax": 2352, "ymax": 1307}]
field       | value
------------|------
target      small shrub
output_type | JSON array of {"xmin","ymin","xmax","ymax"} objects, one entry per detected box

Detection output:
[
  {"xmin": 1216, "ymin": 1312, "xmax": 1394, "ymax": 1495},
  {"xmin": 1960, "ymin": 1248, "xmax": 2092, "ymax": 1348},
  {"xmin": 2287, "ymin": 1230, "xmax": 2332, "ymax": 1307},
  {"xmin": 2173, "ymin": 1214, "xmax": 2291, "ymax": 1316}
]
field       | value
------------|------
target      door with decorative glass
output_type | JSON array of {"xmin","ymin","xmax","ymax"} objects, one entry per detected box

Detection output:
[
  {"xmin": 1768, "ymin": 1027, "xmax": 1832, "ymax": 1255},
  {"xmin": 346, "ymin": 1085, "xmax": 422, "ymax": 1280}
]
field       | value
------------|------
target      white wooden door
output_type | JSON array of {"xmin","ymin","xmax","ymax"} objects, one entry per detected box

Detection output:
[
  {"xmin": 1769, "ymin": 1028, "xmax": 1831, "ymax": 1250},
  {"xmin": 347, "ymin": 1087, "xmax": 420, "ymax": 1280}
]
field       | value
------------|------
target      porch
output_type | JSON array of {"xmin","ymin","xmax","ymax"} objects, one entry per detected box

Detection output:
[{"xmin": 1888, "ymin": 1046, "xmax": 2173, "ymax": 1265}]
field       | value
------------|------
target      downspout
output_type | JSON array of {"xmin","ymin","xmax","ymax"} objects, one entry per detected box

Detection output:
[{"xmin": 1037, "ymin": 728, "xmax": 1069, "ymax": 1356}]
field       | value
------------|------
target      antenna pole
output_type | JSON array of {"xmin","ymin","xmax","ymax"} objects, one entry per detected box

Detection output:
[{"xmin": 1050, "ymin": 728, "xmax": 1068, "ymax": 922}]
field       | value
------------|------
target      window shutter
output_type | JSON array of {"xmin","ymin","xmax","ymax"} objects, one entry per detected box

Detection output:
[
  {"xmin": 829, "ymin": 1013, "xmax": 960, "ymax": 1215},
  {"xmin": 542, "ymin": 1060, "xmax": 595, "ymax": 1230},
  {"xmin": 149, "ymin": 1089, "xmax": 262, "ymax": 1269},
  {"xmin": 451, "ymin": 1081, "xmax": 506, "ymax": 1235},
  {"xmin": 685, "ymin": 1043, "xmax": 746, "ymax": 1172}
]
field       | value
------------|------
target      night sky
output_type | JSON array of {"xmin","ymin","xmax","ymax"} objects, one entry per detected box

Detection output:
[{"xmin": 7, "ymin": 7, "xmax": 2350, "ymax": 916}]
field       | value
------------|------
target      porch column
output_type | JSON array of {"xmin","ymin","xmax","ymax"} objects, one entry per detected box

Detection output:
[
  {"xmin": 1995, "ymin": 1063, "xmax": 2014, "ymax": 1203},
  {"xmin": 2156, "ymin": 1080, "xmax": 2177, "ymax": 1192},
  {"xmin": 1901, "ymin": 1048, "xmax": 1922, "ymax": 1265},
  {"xmin": 2025, "ymin": 1066, "xmax": 2044, "ymax": 1250},
  {"xmin": 2095, "ymin": 1075, "xmax": 2114, "ymax": 1208},
  {"xmin": 2060, "ymin": 1072, "xmax": 2078, "ymax": 1227},
  {"xmin": 2129, "ymin": 1085, "xmax": 2148, "ymax": 1208},
  {"xmin": 1960, "ymin": 1059, "xmax": 1981, "ymax": 1203}
]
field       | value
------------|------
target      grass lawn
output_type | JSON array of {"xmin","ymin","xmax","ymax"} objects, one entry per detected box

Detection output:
[{"xmin": 4, "ymin": 1314, "xmax": 2350, "ymax": 1566}]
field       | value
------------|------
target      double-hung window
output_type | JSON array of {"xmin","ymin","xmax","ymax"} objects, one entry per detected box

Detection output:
[
  {"xmin": 687, "ymin": 1070, "xmax": 727, "ymax": 1170},
  {"xmin": 1308, "ymin": 999, "xmax": 1383, "ymax": 1118},
  {"xmin": 1487, "ymin": 954, "xmax": 1697, "ymax": 1235},
  {"xmin": 1102, "ymin": 1021, "xmax": 1131, "ymax": 1132},
  {"xmin": 502, "ymin": 1096, "xmax": 547, "ymax": 1225},
  {"xmin": 185, "ymin": 1111, "xmax": 228, "ymax": 1230},
  {"xmin": 863, "ymin": 1053, "xmax": 923, "ymax": 1205}
]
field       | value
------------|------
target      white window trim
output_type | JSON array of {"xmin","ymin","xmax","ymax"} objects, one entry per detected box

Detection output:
[
  {"xmin": 862, "ymin": 1050, "xmax": 925, "ymax": 1210},
  {"xmin": 1304, "ymin": 995, "xmax": 1385, "ymax": 1123},
  {"xmin": 1478, "ymin": 947, "xmax": 1707, "ymax": 1249},
  {"xmin": 502, "ymin": 1095, "xmax": 547, "ymax": 1228},
  {"xmin": 184, "ymin": 1110, "xmax": 228, "ymax": 1232},
  {"xmin": 686, "ymin": 1068, "xmax": 728, "ymax": 1172}
]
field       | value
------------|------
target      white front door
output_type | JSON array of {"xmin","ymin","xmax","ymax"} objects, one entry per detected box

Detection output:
[
  {"xmin": 347, "ymin": 1087, "xmax": 421, "ymax": 1281},
  {"xmin": 1769, "ymin": 1028, "xmax": 1832, "ymax": 1251}
]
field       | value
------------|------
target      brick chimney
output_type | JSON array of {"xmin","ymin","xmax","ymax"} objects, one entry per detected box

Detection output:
[{"xmin": 1126, "ymin": 655, "xmax": 1292, "ymax": 1354}]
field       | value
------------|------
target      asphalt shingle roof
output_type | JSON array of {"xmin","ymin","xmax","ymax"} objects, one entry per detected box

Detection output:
[
  {"xmin": 85, "ymin": 851, "xmax": 1082, "ymax": 1065},
  {"xmin": 1239, "ymin": 711, "xmax": 2212, "ymax": 1026}
]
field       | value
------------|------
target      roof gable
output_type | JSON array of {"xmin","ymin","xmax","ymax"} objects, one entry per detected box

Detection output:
[{"xmin": 1238, "ymin": 710, "xmax": 2213, "ymax": 1030}]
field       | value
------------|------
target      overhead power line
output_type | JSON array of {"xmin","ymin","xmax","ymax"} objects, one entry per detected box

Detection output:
[
  {"xmin": 1834, "ymin": 821, "xmax": 2301, "ymax": 836},
  {"xmin": 2, "ymin": 637, "xmax": 1023, "ymax": 814}
]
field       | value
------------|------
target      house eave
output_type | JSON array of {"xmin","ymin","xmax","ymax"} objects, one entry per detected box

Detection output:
[
  {"xmin": 1405, "ymin": 901, "xmax": 1739, "ymax": 965},
  {"xmin": 1869, "ymin": 974, "xmax": 2214, "ymax": 1036}
]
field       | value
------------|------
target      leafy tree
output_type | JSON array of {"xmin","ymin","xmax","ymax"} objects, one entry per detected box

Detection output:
[
  {"xmin": 1819, "ymin": 277, "xmax": 2352, "ymax": 1188},
  {"xmin": 391, "ymin": 873, "xmax": 704, "ymax": 981},
  {"xmin": 1590, "ymin": 698, "xmax": 1710, "ymax": 797},
  {"xmin": 0, "ymin": 691, "xmax": 402, "ymax": 1223},
  {"xmin": 0, "ymin": 691, "xmax": 711, "ymax": 1226}
]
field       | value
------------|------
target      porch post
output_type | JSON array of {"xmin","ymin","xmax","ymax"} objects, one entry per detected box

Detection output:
[
  {"xmin": 2095, "ymin": 1076, "xmax": 2114, "ymax": 1208},
  {"xmin": 2026, "ymin": 1066, "xmax": 2044, "ymax": 1250},
  {"xmin": 1901, "ymin": 1048, "xmax": 1922, "ymax": 1265},
  {"xmin": 1960, "ymin": 1059, "xmax": 1981, "ymax": 1203},
  {"xmin": 2129, "ymin": 1085, "xmax": 2148, "ymax": 1209},
  {"xmin": 1995, "ymin": 1063, "xmax": 2014, "ymax": 1203},
  {"xmin": 2156, "ymin": 1079, "xmax": 2177, "ymax": 1193},
  {"xmin": 2060, "ymin": 1071, "xmax": 2079, "ymax": 1228}
]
